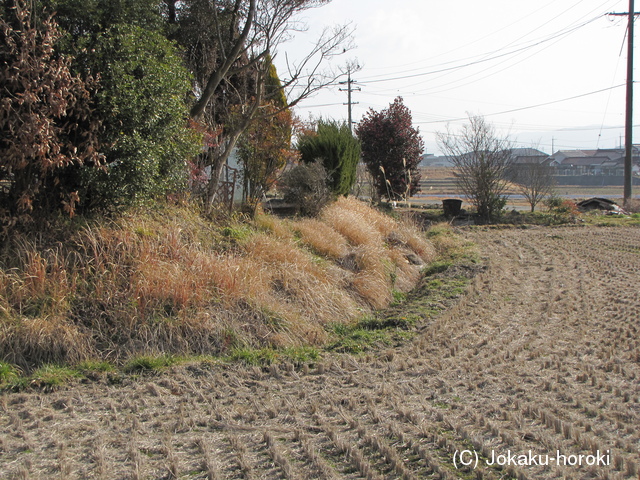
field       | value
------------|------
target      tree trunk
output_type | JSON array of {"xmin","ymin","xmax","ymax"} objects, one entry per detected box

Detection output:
[
  {"xmin": 204, "ymin": 129, "xmax": 243, "ymax": 213},
  {"xmin": 190, "ymin": 0, "xmax": 256, "ymax": 120},
  {"xmin": 204, "ymin": 78, "xmax": 263, "ymax": 213},
  {"xmin": 165, "ymin": 0, "xmax": 177, "ymax": 23}
]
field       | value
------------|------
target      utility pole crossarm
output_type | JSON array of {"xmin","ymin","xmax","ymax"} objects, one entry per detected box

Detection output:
[{"xmin": 339, "ymin": 69, "xmax": 361, "ymax": 133}]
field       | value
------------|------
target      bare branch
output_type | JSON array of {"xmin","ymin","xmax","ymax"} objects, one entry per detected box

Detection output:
[
  {"xmin": 438, "ymin": 115, "xmax": 513, "ymax": 221},
  {"xmin": 190, "ymin": 0, "xmax": 257, "ymax": 119},
  {"xmin": 277, "ymin": 23, "xmax": 355, "ymax": 107},
  {"xmin": 184, "ymin": 0, "xmax": 353, "ymax": 212},
  {"xmin": 509, "ymin": 161, "xmax": 554, "ymax": 212}
]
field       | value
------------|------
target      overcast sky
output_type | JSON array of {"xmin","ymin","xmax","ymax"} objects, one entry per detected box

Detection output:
[{"xmin": 273, "ymin": 0, "xmax": 638, "ymax": 155}]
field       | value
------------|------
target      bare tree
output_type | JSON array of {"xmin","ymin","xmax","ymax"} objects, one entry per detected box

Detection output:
[
  {"xmin": 509, "ymin": 161, "xmax": 554, "ymax": 212},
  {"xmin": 438, "ymin": 115, "xmax": 513, "ymax": 222},
  {"xmin": 170, "ymin": 0, "xmax": 353, "ymax": 212}
]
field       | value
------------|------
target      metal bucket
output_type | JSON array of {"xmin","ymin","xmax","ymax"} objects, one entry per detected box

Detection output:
[{"xmin": 442, "ymin": 199, "xmax": 463, "ymax": 218}]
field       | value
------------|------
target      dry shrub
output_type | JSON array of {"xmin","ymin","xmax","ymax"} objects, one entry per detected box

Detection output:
[{"xmin": 294, "ymin": 218, "xmax": 348, "ymax": 259}]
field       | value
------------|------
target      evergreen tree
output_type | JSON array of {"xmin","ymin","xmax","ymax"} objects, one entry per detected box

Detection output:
[
  {"xmin": 78, "ymin": 24, "xmax": 201, "ymax": 208},
  {"xmin": 35, "ymin": 0, "xmax": 202, "ymax": 210},
  {"xmin": 297, "ymin": 119, "xmax": 361, "ymax": 196}
]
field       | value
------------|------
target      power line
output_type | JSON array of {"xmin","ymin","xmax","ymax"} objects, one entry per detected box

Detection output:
[
  {"xmin": 358, "ymin": 15, "xmax": 603, "ymax": 85},
  {"xmin": 413, "ymin": 83, "xmax": 626, "ymax": 125},
  {"xmin": 361, "ymin": 0, "xmax": 562, "ymax": 75},
  {"xmin": 295, "ymin": 102, "xmax": 344, "ymax": 109},
  {"xmin": 361, "ymin": 0, "xmax": 611, "ymax": 79}
]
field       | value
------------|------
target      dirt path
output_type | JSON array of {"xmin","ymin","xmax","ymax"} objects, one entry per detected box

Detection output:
[{"xmin": 2, "ymin": 226, "xmax": 639, "ymax": 480}]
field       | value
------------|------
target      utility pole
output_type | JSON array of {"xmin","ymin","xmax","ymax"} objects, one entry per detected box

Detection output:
[
  {"xmin": 339, "ymin": 68, "xmax": 360, "ymax": 133},
  {"xmin": 611, "ymin": 0, "xmax": 638, "ymax": 204},
  {"xmin": 624, "ymin": 0, "xmax": 635, "ymax": 203}
]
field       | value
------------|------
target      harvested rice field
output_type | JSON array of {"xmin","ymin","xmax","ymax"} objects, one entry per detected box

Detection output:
[{"xmin": 1, "ymin": 225, "xmax": 639, "ymax": 479}]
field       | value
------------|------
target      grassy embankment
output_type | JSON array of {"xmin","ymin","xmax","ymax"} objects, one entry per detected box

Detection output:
[{"xmin": 0, "ymin": 197, "xmax": 475, "ymax": 389}]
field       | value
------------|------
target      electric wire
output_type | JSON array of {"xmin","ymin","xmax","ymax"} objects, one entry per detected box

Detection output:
[
  {"xmin": 360, "ymin": 0, "xmax": 616, "ymax": 80},
  {"xmin": 358, "ymin": 15, "xmax": 603, "ymax": 86},
  {"xmin": 361, "ymin": 0, "xmax": 561, "ymax": 74},
  {"xmin": 290, "ymin": 0, "xmax": 630, "ymax": 152},
  {"xmin": 414, "ymin": 84, "xmax": 626, "ymax": 125},
  {"xmin": 596, "ymin": 18, "xmax": 627, "ymax": 148}
]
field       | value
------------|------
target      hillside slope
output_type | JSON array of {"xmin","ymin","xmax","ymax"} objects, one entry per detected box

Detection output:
[{"xmin": 1, "ymin": 197, "xmax": 434, "ymax": 371}]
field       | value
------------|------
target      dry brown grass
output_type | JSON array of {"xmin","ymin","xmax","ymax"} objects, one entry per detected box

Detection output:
[
  {"xmin": 321, "ymin": 200, "xmax": 383, "ymax": 247},
  {"xmin": 0, "ymin": 199, "xmax": 434, "ymax": 371},
  {"xmin": 0, "ymin": 315, "xmax": 94, "ymax": 368},
  {"xmin": 254, "ymin": 212, "xmax": 293, "ymax": 239},
  {"xmin": 293, "ymin": 218, "xmax": 349, "ymax": 259},
  {"xmin": 2, "ymin": 226, "xmax": 639, "ymax": 480}
]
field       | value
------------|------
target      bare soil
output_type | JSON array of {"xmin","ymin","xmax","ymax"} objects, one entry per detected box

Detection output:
[{"xmin": 1, "ymin": 226, "xmax": 639, "ymax": 480}]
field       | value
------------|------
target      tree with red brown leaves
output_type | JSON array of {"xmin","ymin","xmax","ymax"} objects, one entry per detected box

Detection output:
[
  {"xmin": 356, "ymin": 97, "xmax": 423, "ymax": 201},
  {"xmin": 0, "ymin": 0, "xmax": 102, "ymax": 227}
]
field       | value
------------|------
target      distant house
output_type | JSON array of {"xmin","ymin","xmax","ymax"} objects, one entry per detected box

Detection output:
[
  {"xmin": 556, "ymin": 156, "xmax": 612, "ymax": 176},
  {"xmin": 547, "ymin": 148, "xmax": 639, "ymax": 176},
  {"xmin": 509, "ymin": 148, "xmax": 549, "ymax": 165},
  {"xmin": 546, "ymin": 147, "xmax": 640, "ymax": 186},
  {"xmin": 422, "ymin": 147, "xmax": 640, "ymax": 185},
  {"xmin": 547, "ymin": 149, "xmax": 594, "ymax": 167}
]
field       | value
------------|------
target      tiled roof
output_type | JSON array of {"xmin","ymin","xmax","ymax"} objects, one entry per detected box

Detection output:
[{"xmin": 560, "ymin": 156, "xmax": 613, "ymax": 166}]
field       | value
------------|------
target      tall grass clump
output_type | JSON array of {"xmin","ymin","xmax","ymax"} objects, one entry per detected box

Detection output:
[
  {"xmin": 320, "ymin": 197, "xmax": 436, "ymax": 306},
  {"xmin": 293, "ymin": 218, "xmax": 349, "ymax": 259},
  {"xmin": 0, "ymin": 198, "xmax": 437, "ymax": 372}
]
